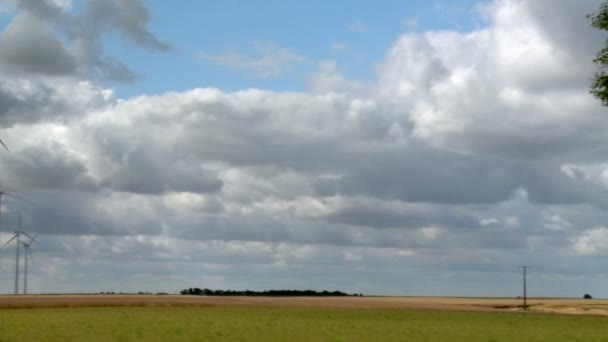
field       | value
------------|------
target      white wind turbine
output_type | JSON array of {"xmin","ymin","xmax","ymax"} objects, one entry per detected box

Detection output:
[
  {"xmin": 4, "ymin": 212, "xmax": 36, "ymax": 295},
  {"xmin": 0, "ymin": 138, "xmax": 8, "ymax": 152},
  {"xmin": 0, "ymin": 138, "xmax": 8, "ymax": 242},
  {"xmin": 0, "ymin": 187, "xmax": 36, "ymax": 245},
  {"xmin": 21, "ymin": 236, "xmax": 38, "ymax": 295}
]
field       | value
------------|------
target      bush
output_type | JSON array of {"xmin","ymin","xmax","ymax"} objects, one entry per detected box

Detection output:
[{"xmin": 584, "ymin": 294, "xmax": 593, "ymax": 299}]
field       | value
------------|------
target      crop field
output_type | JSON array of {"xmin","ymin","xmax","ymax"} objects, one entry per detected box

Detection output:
[{"xmin": 0, "ymin": 296, "xmax": 607, "ymax": 341}]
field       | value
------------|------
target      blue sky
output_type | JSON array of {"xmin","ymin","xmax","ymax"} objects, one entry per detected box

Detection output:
[
  {"xmin": 0, "ymin": 0, "xmax": 486, "ymax": 97},
  {"xmin": 98, "ymin": 0, "xmax": 486, "ymax": 97}
]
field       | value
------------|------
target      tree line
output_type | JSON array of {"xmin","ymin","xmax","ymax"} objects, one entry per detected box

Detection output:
[
  {"xmin": 591, "ymin": 1, "xmax": 608, "ymax": 105},
  {"xmin": 180, "ymin": 288, "xmax": 362, "ymax": 296}
]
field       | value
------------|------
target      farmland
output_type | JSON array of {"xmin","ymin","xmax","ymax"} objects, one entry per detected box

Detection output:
[
  {"xmin": 0, "ymin": 296, "xmax": 607, "ymax": 341},
  {"xmin": 1, "ymin": 295, "xmax": 608, "ymax": 315}
]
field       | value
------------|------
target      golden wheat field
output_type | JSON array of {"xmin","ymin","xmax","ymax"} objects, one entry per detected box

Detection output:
[{"xmin": 0, "ymin": 295, "xmax": 606, "ymax": 316}]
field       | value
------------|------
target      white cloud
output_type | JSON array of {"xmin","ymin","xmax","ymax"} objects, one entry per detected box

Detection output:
[
  {"xmin": 348, "ymin": 20, "xmax": 367, "ymax": 33},
  {"xmin": 200, "ymin": 44, "xmax": 310, "ymax": 78},
  {"xmin": 572, "ymin": 227, "xmax": 608, "ymax": 256},
  {"xmin": 331, "ymin": 42, "xmax": 348, "ymax": 52},
  {"xmin": 308, "ymin": 61, "xmax": 365, "ymax": 93},
  {"xmin": 402, "ymin": 17, "xmax": 419, "ymax": 29},
  {"xmin": 377, "ymin": 0, "xmax": 605, "ymax": 160},
  {"xmin": 544, "ymin": 213, "xmax": 573, "ymax": 232}
]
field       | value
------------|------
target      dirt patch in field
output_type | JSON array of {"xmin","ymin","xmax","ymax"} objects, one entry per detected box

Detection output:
[{"xmin": 0, "ymin": 295, "xmax": 606, "ymax": 316}]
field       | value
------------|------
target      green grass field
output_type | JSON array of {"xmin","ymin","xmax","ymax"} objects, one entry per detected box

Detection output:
[{"xmin": 0, "ymin": 306, "xmax": 607, "ymax": 341}]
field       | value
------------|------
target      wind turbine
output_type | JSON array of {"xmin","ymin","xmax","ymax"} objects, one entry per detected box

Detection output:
[
  {"xmin": 0, "ymin": 187, "xmax": 36, "ymax": 244},
  {"xmin": 21, "ymin": 236, "xmax": 38, "ymax": 295},
  {"xmin": 17, "ymin": 209, "xmax": 39, "ymax": 295},
  {"xmin": 4, "ymin": 212, "xmax": 36, "ymax": 295},
  {"xmin": 0, "ymin": 138, "xmax": 8, "ymax": 152},
  {"xmin": 0, "ymin": 138, "xmax": 8, "ymax": 241},
  {"xmin": 4, "ymin": 231, "xmax": 22, "ymax": 295}
]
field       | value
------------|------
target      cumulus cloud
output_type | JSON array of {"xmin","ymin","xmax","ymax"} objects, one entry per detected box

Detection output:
[
  {"xmin": 0, "ymin": 14, "xmax": 77, "ymax": 76},
  {"xmin": 377, "ymin": 0, "xmax": 607, "ymax": 160},
  {"xmin": 0, "ymin": 0, "xmax": 169, "ymax": 81},
  {"xmin": 572, "ymin": 227, "xmax": 608, "ymax": 256},
  {"xmin": 0, "ymin": 79, "xmax": 113, "ymax": 126}
]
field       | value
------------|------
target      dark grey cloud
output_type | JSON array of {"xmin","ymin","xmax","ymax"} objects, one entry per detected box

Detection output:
[
  {"xmin": 313, "ymin": 144, "xmax": 518, "ymax": 204},
  {"xmin": 322, "ymin": 197, "xmax": 482, "ymax": 230},
  {"xmin": 523, "ymin": 0, "xmax": 604, "ymax": 76},
  {"xmin": 92, "ymin": 134, "xmax": 223, "ymax": 196},
  {"xmin": 0, "ymin": 0, "xmax": 170, "ymax": 81},
  {"xmin": 0, "ymin": 14, "xmax": 77, "ymax": 76},
  {"xmin": 0, "ymin": 78, "xmax": 111, "ymax": 126},
  {"xmin": 4, "ymin": 0, "xmax": 65, "ymax": 19},
  {"xmin": 106, "ymin": 162, "xmax": 223, "ymax": 195},
  {"xmin": 84, "ymin": 0, "xmax": 171, "ymax": 52},
  {"xmin": 1, "ymin": 142, "xmax": 96, "ymax": 190},
  {"xmin": 14, "ymin": 190, "xmax": 164, "ymax": 236}
]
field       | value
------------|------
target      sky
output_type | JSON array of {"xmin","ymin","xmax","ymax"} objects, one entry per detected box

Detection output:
[{"xmin": 0, "ymin": 0, "xmax": 606, "ymax": 297}]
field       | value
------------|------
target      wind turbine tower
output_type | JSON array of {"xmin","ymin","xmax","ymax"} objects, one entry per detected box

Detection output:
[
  {"xmin": 0, "ymin": 138, "xmax": 8, "ymax": 242},
  {"xmin": 19, "ymin": 211, "xmax": 38, "ymax": 296},
  {"xmin": 4, "ymin": 214, "xmax": 36, "ymax": 295},
  {"xmin": 21, "ymin": 238, "xmax": 37, "ymax": 295},
  {"xmin": 4, "ymin": 231, "xmax": 22, "ymax": 294}
]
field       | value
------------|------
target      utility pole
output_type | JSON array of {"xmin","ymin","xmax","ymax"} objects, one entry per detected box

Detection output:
[{"xmin": 519, "ymin": 266, "xmax": 529, "ymax": 310}]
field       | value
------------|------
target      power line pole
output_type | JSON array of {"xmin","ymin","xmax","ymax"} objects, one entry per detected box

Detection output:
[{"xmin": 519, "ymin": 266, "xmax": 529, "ymax": 310}]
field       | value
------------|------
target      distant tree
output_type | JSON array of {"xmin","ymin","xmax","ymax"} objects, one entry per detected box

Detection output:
[
  {"xmin": 179, "ymin": 288, "xmax": 354, "ymax": 296},
  {"xmin": 584, "ymin": 293, "xmax": 593, "ymax": 299},
  {"xmin": 590, "ymin": 1, "xmax": 608, "ymax": 105}
]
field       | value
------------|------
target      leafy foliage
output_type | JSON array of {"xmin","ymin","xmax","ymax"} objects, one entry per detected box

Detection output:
[{"xmin": 590, "ymin": 2, "xmax": 608, "ymax": 105}]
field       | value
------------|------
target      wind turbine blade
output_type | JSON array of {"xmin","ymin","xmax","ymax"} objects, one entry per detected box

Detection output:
[
  {"xmin": 30, "ymin": 235, "xmax": 40, "ymax": 245},
  {"xmin": 3, "ymin": 192, "xmax": 37, "ymax": 206},
  {"xmin": 19, "ymin": 231, "xmax": 36, "ymax": 243},
  {"xmin": 3, "ymin": 234, "xmax": 17, "ymax": 246},
  {"xmin": 28, "ymin": 235, "xmax": 39, "ymax": 245},
  {"xmin": 0, "ymin": 138, "xmax": 9, "ymax": 152},
  {"xmin": 28, "ymin": 247, "xmax": 32, "ymax": 264}
]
